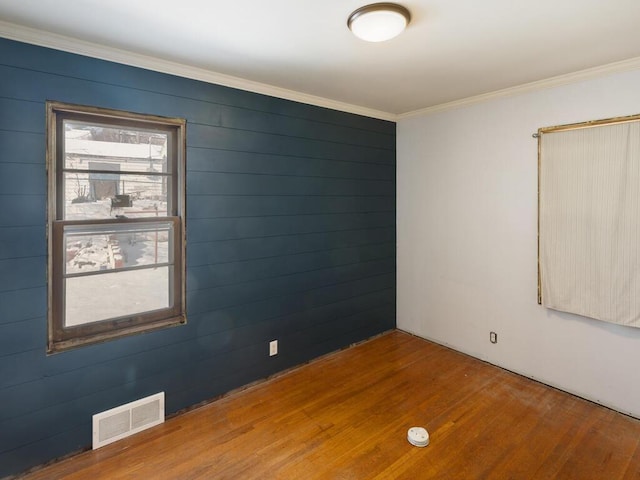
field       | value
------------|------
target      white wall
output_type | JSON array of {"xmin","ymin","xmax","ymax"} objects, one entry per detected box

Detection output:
[{"xmin": 397, "ymin": 68, "xmax": 640, "ymax": 417}]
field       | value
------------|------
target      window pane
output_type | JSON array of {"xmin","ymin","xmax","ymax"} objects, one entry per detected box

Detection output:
[
  {"xmin": 65, "ymin": 267, "xmax": 171, "ymax": 326},
  {"xmin": 64, "ymin": 222, "xmax": 173, "ymax": 275},
  {"xmin": 64, "ymin": 120, "xmax": 168, "ymax": 173},
  {"xmin": 63, "ymin": 172, "xmax": 169, "ymax": 220},
  {"xmin": 48, "ymin": 102, "xmax": 185, "ymax": 352}
]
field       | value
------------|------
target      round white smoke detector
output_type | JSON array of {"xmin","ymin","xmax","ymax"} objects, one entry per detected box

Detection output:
[{"xmin": 407, "ymin": 426, "xmax": 429, "ymax": 447}]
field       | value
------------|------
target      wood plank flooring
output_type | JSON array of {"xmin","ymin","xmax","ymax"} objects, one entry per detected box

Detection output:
[{"xmin": 17, "ymin": 331, "xmax": 640, "ymax": 479}]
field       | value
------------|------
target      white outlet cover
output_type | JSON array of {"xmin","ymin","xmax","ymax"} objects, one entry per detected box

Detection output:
[
  {"xmin": 407, "ymin": 427, "xmax": 429, "ymax": 447},
  {"xmin": 269, "ymin": 340, "xmax": 278, "ymax": 356}
]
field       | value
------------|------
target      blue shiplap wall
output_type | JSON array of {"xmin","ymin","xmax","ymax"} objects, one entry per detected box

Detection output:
[{"xmin": 0, "ymin": 37, "xmax": 396, "ymax": 477}]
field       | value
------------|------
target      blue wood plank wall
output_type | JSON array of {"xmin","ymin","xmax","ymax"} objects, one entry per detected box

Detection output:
[{"xmin": 0, "ymin": 37, "xmax": 396, "ymax": 477}]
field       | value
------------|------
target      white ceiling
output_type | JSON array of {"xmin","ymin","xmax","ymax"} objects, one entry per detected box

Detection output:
[{"xmin": 1, "ymin": 0, "xmax": 640, "ymax": 118}]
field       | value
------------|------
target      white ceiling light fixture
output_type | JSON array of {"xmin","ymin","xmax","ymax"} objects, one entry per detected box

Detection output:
[{"xmin": 347, "ymin": 3, "xmax": 411, "ymax": 42}]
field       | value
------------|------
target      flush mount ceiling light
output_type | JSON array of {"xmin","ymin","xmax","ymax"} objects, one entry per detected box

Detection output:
[{"xmin": 347, "ymin": 3, "xmax": 411, "ymax": 42}]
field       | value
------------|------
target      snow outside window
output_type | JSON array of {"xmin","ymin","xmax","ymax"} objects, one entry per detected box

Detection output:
[{"xmin": 46, "ymin": 102, "xmax": 186, "ymax": 353}]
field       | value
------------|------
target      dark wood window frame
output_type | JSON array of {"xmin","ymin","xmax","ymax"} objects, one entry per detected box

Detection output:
[{"xmin": 46, "ymin": 101, "xmax": 187, "ymax": 353}]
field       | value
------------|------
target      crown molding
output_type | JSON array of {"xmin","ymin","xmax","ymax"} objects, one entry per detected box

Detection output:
[
  {"xmin": 0, "ymin": 20, "xmax": 396, "ymax": 122},
  {"xmin": 398, "ymin": 55, "xmax": 640, "ymax": 120},
  {"xmin": 4, "ymin": 20, "xmax": 640, "ymax": 123}
]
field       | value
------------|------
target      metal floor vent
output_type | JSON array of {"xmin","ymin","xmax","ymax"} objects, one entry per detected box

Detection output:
[{"xmin": 92, "ymin": 392, "xmax": 165, "ymax": 449}]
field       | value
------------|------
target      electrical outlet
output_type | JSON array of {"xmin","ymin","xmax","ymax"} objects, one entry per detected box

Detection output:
[
  {"xmin": 269, "ymin": 340, "xmax": 278, "ymax": 356},
  {"xmin": 490, "ymin": 331, "xmax": 498, "ymax": 344}
]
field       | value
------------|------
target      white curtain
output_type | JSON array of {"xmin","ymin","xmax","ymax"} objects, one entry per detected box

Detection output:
[{"xmin": 539, "ymin": 120, "xmax": 640, "ymax": 326}]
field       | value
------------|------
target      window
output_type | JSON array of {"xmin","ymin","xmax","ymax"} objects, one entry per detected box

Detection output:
[
  {"xmin": 46, "ymin": 102, "xmax": 186, "ymax": 353},
  {"xmin": 538, "ymin": 113, "xmax": 640, "ymax": 327}
]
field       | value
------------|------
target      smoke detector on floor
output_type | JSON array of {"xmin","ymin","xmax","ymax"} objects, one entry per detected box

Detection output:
[{"xmin": 407, "ymin": 426, "xmax": 429, "ymax": 447}]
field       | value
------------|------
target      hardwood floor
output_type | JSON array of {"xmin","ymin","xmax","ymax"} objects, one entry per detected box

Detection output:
[{"xmin": 18, "ymin": 331, "xmax": 640, "ymax": 479}]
